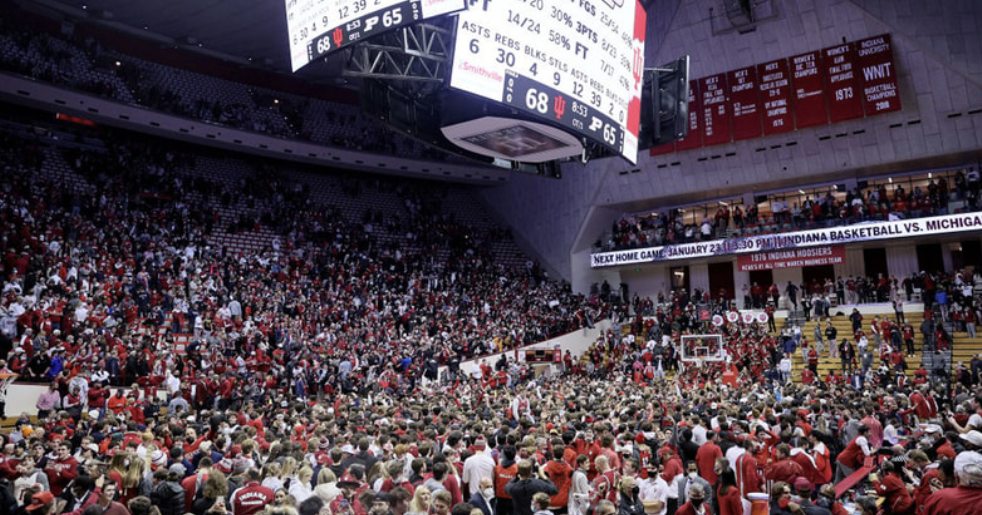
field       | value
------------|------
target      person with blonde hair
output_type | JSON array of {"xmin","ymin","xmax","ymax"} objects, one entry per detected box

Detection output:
[
  {"xmin": 281, "ymin": 457, "xmax": 299, "ymax": 484},
  {"xmin": 191, "ymin": 471, "xmax": 229, "ymax": 515},
  {"xmin": 117, "ymin": 455, "xmax": 150, "ymax": 505},
  {"xmin": 289, "ymin": 466, "xmax": 315, "ymax": 503},
  {"xmin": 262, "ymin": 462, "xmax": 284, "ymax": 492},
  {"xmin": 408, "ymin": 485, "xmax": 432, "ymax": 515},
  {"xmin": 314, "ymin": 468, "xmax": 341, "ymax": 504}
]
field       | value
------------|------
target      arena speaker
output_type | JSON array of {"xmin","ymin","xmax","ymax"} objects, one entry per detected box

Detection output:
[{"xmin": 638, "ymin": 56, "xmax": 690, "ymax": 149}]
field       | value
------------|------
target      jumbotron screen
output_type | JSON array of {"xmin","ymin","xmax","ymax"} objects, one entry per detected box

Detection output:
[
  {"xmin": 449, "ymin": 0, "xmax": 647, "ymax": 163},
  {"xmin": 285, "ymin": 0, "xmax": 466, "ymax": 72}
]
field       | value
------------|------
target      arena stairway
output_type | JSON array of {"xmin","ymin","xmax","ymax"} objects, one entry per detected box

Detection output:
[
  {"xmin": 776, "ymin": 311, "xmax": 923, "ymax": 383},
  {"xmin": 935, "ymin": 324, "xmax": 982, "ymax": 381},
  {"xmin": 780, "ymin": 310, "xmax": 982, "ymax": 383}
]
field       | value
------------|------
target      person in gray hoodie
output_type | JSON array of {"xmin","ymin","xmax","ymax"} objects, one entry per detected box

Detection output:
[{"xmin": 13, "ymin": 455, "xmax": 50, "ymax": 505}]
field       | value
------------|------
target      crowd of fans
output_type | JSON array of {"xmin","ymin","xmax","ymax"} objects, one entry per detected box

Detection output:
[
  {"xmin": 2, "ymin": 280, "xmax": 982, "ymax": 515},
  {"xmin": 600, "ymin": 168, "xmax": 982, "ymax": 252},
  {"xmin": 0, "ymin": 17, "xmax": 981, "ymax": 515},
  {"xmin": 0, "ymin": 116, "xmax": 604, "ymax": 382}
]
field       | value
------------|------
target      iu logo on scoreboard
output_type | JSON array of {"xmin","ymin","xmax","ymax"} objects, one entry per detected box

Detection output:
[
  {"xmin": 553, "ymin": 95, "xmax": 566, "ymax": 120},
  {"xmin": 333, "ymin": 28, "xmax": 344, "ymax": 47},
  {"xmin": 632, "ymin": 47, "xmax": 643, "ymax": 84}
]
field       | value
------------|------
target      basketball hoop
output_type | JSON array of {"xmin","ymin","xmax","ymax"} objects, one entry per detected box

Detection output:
[{"xmin": 680, "ymin": 335, "xmax": 725, "ymax": 364}]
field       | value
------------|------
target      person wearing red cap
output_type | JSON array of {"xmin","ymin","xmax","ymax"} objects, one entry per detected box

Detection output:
[
  {"xmin": 791, "ymin": 478, "xmax": 830, "ymax": 515},
  {"xmin": 25, "ymin": 491, "xmax": 57, "ymax": 514}
]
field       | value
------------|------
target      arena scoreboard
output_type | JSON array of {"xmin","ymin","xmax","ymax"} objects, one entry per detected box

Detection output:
[
  {"xmin": 285, "ymin": 0, "xmax": 466, "ymax": 72},
  {"xmin": 449, "ymin": 0, "xmax": 648, "ymax": 164},
  {"xmin": 525, "ymin": 348, "xmax": 561, "ymax": 363}
]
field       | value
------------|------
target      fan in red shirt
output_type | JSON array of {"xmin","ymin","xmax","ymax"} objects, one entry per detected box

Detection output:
[
  {"xmin": 695, "ymin": 432, "xmax": 723, "ymax": 484},
  {"xmin": 230, "ymin": 469, "xmax": 275, "ymax": 515},
  {"xmin": 871, "ymin": 462, "xmax": 914, "ymax": 515},
  {"xmin": 44, "ymin": 442, "xmax": 79, "ymax": 496},
  {"xmin": 765, "ymin": 444, "xmax": 804, "ymax": 485},
  {"xmin": 542, "ymin": 446, "xmax": 573, "ymax": 510},
  {"xmin": 923, "ymin": 451, "xmax": 982, "ymax": 515}
]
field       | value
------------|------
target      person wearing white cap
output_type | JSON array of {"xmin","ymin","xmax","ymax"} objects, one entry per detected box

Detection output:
[
  {"xmin": 960, "ymin": 431, "xmax": 982, "ymax": 451},
  {"xmin": 923, "ymin": 451, "xmax": 982, "ymax": 514}
]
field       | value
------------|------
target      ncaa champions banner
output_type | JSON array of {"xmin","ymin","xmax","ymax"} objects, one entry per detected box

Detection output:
[{"xmin": 591, "ymin": 212, "xmax": 982, "ymax": 268}]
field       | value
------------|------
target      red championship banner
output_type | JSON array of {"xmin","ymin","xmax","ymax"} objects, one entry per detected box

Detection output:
[
  {"xmin": 824, "ymin": 42, "xmax": 864, "ymax": 122},
  {"xmin": 700, "ymin": 73, "xmax": 732, "ymax": 146},
  {"xmin": 737, "ymin": 246, "xmax": 846, "ymax": 272},
  {"xmin": 675, "ymin": 80, "xmax": 703, "ymax": 151},
  {"xmin": 729, "ymin": 66, "xmax": 763, "ymax": 141},
  {"xmin": 857, "ymin": 34, "xmax": 902, "ymax": 115},
  {"xmin": 791, "ymin": 50, "xmax": 829, "ymax": 129},
  {"xmin": 758, "ymin": 58, "xmax": 793, "ymax": 135}
]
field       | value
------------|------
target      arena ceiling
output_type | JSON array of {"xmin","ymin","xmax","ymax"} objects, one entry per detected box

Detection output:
[{"xmin": 26, "ymin": 0, "xmax": 682, "ymax": 84}]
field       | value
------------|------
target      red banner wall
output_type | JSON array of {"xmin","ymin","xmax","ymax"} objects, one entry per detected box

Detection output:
[
  {"xmin": 647, "ymin": 34, "xmax": 901, "ymax": 155},
  {"xmin": 758, "ymin": 58, "xmax": 794, "ymax": 135},
  {"xmin": 675, "ymin": 80, "xmax": 703, "ymax": 151},
  {"xmin": 857, "ymin": 34, "xmax": 902, "ymax": 116},
  {"xmin": 700, "ymin": 73, "xmax": 732, "ymax": 146},
  {"xmin": 649, "ymin": 142, "xmax": 676, "ymax": 156},
  {"xmin": 728, "ymin": 66, "xmax": 763, "ymax": 141},
  {"xmin": 791, "ymin": 50, "xmax": 829, "ymax": 129},
  {"xmin": 824, "ymin": 42, "xmax": 865, "ymax": 123},
  {"xmin": 737, "ymin": 246, "xmax": 846, "ymax": 272}
]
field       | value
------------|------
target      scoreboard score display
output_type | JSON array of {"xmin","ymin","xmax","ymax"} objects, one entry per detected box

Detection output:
[
  {"xmin": 449, "ymin": 0, "xmax": 648, "ymax": 164},
  {"xmin": 525, "ymin": 348, "xmax": 560, "ymax": 363},
  {"xmin": 285, "ymin": 0, "xmax": 466, "ymax": 72}
]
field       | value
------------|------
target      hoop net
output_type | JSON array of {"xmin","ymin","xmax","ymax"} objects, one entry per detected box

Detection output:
[
  {"xmin": 0, "ymin": 373, "xmax": 17, "ymax": 403},
  {"xmin": 680, "ymin": 335, "xmax": 725, "ymax": 363}
]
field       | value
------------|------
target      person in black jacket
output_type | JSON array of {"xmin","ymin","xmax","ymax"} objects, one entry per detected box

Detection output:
[
  {"xmin": 150, "ymin": 467, "xmax": 186, "ymax": 515},
  {"xmin": 504, "ymin": 461, "xmax": 557, "ymax": 515},
  {"xmin": 616, "ymin": 476, "xmax": 644, "ymax": 515},
  {"xmin": 468, "ymin": 477, "xmax": 496, "ymax": 515}
]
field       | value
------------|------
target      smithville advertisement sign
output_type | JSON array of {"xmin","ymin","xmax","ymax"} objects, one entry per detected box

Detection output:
[{"xmin": 591, "ymin": 212, "xmax": 982, "ymax": 268}]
